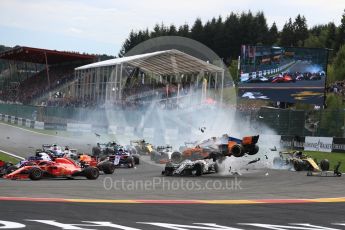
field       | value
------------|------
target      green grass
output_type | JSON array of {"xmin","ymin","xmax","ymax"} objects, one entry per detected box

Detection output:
[
  {"xmin": 0, "ymin": 152, "xmax": 21, "ymax": 164},
  {"xmin": 303, "ymin": 151, "xmax": 345, "ymax": 172}
]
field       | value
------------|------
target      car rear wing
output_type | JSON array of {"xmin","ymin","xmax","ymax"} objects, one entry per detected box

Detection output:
[
  {"xmin": 227, "ymin": 135, "xmax": 259, "ymax": 146},
  {"xmin": 156, "ymin": 145, "xmax": 172, "ymax": 150}
]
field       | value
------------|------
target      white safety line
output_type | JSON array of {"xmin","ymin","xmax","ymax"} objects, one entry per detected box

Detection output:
[
  {"xmin": 0, "ymin": 149, "xmax": 25, "ymax": 160},
  {"xmin": 0, "ymin": 122, "xmax": 67, "ymax": 138}
]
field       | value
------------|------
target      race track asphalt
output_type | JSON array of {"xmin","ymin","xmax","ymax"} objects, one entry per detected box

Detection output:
[
  {"xmin": 1, "ymin": 122, "xmax": 345, "ymax": 229},
  {"xmin": 0, "ymin": 122, "xmax": 344, "ymax": 200},
  {"xmin": 1, "ymin": 201, "xmax": 345, "ymax": 229}
]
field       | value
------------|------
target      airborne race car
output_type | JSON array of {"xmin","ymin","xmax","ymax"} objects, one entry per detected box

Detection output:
[
  {"xmin": 171, "ymin": 134, "xmax": 260, "ymax": 164},
  {"xmin": 4, "ymin": 158, "xmax": 100, "ymax": 180}
]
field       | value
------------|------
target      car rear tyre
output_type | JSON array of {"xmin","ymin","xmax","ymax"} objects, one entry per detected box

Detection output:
[
  {"xmin": 29, "ymin": 167, "xmax": 43, "ymax": 180},
  {"xmin": 171, "ymin": 151, "xmax": 182, "ymax": 164},
  {"xmin": 101, "ymin": 162, "xmax": 115, "ymax": 174},
  {"xmin": 248, "ymin": 145, "xmax": 259, "ymax": 155},
  {"xmin": 84, "ymin": 167, "xmax": 99, "ymax": 180},
  {"xmin": 191, "ymin": 163, "xmax": 202, "ymax": 176},
  {"xmin": 232, "ymin": 144, "xmax": 244, "ymax": 157},
  {"xmin": 293, "ymin": 161, "xmax": 303, "ymax": 171},
  {"xmin": 320, "ymin": 159, "xmax": 330, "ymax": 171},
  {"xmin": 127, "ymin": 157, "xmax": 135, "ymax": 168},
  {"xmin": 92, "ymin": 147, "xmax": 101, "ymax": 156},
  {"xmin": 132, "ymin": 154, "xmax": 140, "ymax": 165}
]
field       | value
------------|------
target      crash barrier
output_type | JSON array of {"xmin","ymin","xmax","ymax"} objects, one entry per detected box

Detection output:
[
  {"xmin": 280, "ymin": 135, "xmax": 345, "ymax": 153},
  {"xmin": 0, "ymin": 113, "xmax": 35, "ymax": 128},
  {"xmin": 1, "ymin": 111, "xmax": 345, "ymax": 153},
  {"xmin": 3, "ymin": 104, "xmax": 343, "ymax": 138}
]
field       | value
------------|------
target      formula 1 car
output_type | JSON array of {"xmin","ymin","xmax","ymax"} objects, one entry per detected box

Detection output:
[
  {"xmin": 307, "ymin": 162, "xmax": 342, "ymax": 177},
  {"xmin": 78, "ymin": 154, "xmax": 115, "ymax": 174},
  {"xmin": 162, "ymin": 159, "xmax": 218, "ymax": 176},
  {"xmin": 4, "ymin": 158, "xmax": 100, "ymax": 180},
  {"xmin": 42, "ymin": 144, "xmax": 78, "ymax": 159},
  {"xmin": 245, "ymin": 76, "xmax": 270, "ymax": 83},
  {"xmin": 130, "ymin": 139, "xmax": 155, "ymax": 155},
  {"xmin": 171, "ymin": 134, "xmax": 260, "ymax": 163},
  {"xmin": 273, "ymin": 151, "xmax": 329, "ymax": 172},
  {"xmin": 92, "ymin": 142, "xmax": 140, "ymax": 165},
  {"xmin": 271, "ymin": 73, "xmax": 295, "ymax": 83},
  {"xmin": 0, "ymin": 160, "xmax": 18, "ymax": 177},
  {"xmin": 150, "ymin": 145, "xmax": 178, "ymax": 164},
  {"xmin": 107, "ymin": 148, "xmax": 136, "ymax": 168},
  {"xmin": 92, "ymin": 142, "xmax": 119, "ymax": 156}
]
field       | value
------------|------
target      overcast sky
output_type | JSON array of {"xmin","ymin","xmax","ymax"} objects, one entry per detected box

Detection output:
[{"xmin": 0, "ymin": 0, "xmax": 344, "ymax": 56}]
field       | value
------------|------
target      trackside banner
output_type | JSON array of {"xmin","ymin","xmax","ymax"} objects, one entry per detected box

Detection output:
[
  {"xmin": 332, "ymin": 137, "xmax": 345, "ymax": 153},
  {"xmin": 280, "ymin": 136, "xmax": 305, "ymax": 150},
  {"xmin": 280, "ymin": 135, "xmax": 344, "ymax": 153},
  {"xmin": 304, "ymin": 136, "xmax": 333, "ymax": 152}
]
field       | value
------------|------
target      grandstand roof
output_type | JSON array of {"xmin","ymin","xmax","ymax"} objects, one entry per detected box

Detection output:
[
  {"xmin": 0, "ymin": 46, "xmax": 96, "ymax": 64},
  {"xmin": 75, "ymin": 49, "xmax": 223, "ymax": 75}
]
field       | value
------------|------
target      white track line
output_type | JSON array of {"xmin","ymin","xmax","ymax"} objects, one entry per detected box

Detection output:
[
  {"xmin": 0, "ymin": 122, "xmax": 59, "ymax": 137},
  {"xmin": 0, "ymin": 149, "xmax": 25, "ymax": 160}
]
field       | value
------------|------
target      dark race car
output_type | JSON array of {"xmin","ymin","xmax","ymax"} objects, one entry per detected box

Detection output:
[
  {"xmin": 107, "ymin": 148, "xmax": 136, "ymax": 168},
  {"xmin": 162, "ymin": 159, "xmax": 218, "ymax": 176},
  {"xmin": 0, "ymin": 160, "xmax": 18, "ymax": 177},
  {"xmin": 92, "ymin": 142, "xmax": 140, "ymax": 165},
  {"xmin": 78, "ymin": 154, "xmax": 115, "ymax": 174}
]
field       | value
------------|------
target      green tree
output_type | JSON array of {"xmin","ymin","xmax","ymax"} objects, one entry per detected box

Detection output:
[
  {"xmin": 168, "ymin": 25, "xmax": 177, "ymax": 35},
  {"xmin": 293, "ymin": 14, "xmax": 308, "ymax": 46},
  {"xmin": 177, "ymin": 24, "xmax": 190, "ymax": 37},
  {"xmin": 304, "ymin": 34, "xmax": 324, "ymax": 48},
  {"xmin": 326, "ymin": 22, "xmax": 336, "ymax": 49},
  {"xmin": 333, "ymin": 45, "xmax": 345, "ymax": 81},
  {"xmin": 335, "ymin": 10, "xmax": 345, "ymax": 52},
  {"xmin": 191, "ymin": 18, "xmax": 204, "ymax": 41},
  {"xmin": 267, "ymin": 22, "xmax": 279, "ymax": 45},
  {"xmin": 254, "ymin": 12, "xmax": 269, "ymax": 44},
  {"xmin": 280, "ymin": 18, "xmax": 295, "ymax": 46}
]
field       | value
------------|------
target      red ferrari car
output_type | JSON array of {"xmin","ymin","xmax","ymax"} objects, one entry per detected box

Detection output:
[
  {"xmin": 4, "ymin": 158, "xmax": 99, "ymax": 180},
  {"xmin": 271, "ymin": 74, "xmax": 295, "ymax": 83}
]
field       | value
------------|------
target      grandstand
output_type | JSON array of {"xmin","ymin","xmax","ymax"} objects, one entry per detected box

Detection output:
[
  {"xmin": 70, "ymin": 49, "xmax": 225, "ymax": 109},
  {"xmin": 0, "ymin": 46, "xmax": 95, "ymax": 104},
  {"xmin": 0, "ymin": 47, "xmax": 225, "ymax": 109}
]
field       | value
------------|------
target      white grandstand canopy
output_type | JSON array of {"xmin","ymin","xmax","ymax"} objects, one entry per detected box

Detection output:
[{"xmin": 75, "ymin": 49, "xmax": 223, "ymax": 75}]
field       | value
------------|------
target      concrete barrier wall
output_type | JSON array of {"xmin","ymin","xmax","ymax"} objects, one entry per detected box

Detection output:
[{"xmin": 1, "ymin": 113, "xmax": 345, "ymax": 153}]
